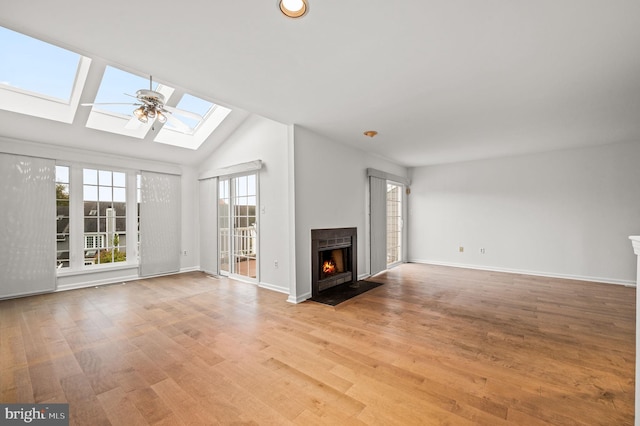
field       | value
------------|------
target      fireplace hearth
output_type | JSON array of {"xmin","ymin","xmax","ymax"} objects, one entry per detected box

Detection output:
[{"xmin": 311, "ymin": 227, "xmax": 357, "ymax": 297}]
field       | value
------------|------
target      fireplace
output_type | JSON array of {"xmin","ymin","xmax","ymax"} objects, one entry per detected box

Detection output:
[{"xmin": 311, "ymin": 227, "xmax": 357, "ymax": 297}]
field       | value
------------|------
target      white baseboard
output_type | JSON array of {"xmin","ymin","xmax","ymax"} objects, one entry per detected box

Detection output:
[
  {"xmin": 409, "ymin": 259, "xmax": 636, "ymax": 287},
  {"xmin": 259, "ymin": 281, "xmax": 289, "ymax": 294},
  {"xmin": 57, "ymin": 268, "xmax": 203, "ymax": 293},
  {"xmin": 287, "ymin": 292, "xmax": 311, "ymax": 304}
]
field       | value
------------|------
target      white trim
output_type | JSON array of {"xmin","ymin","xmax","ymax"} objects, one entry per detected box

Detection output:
[
  {"xmin": 366, "ymin": 168, "xmax": 410, "ymax": 186},
  {"xmin": 287, "ymin": 292, "xmax": 311, "ymax": 304},
  {"xmin": 259, "ymin": 281, "xmax": 289, "ymax": 294},
  {"xmin": 630, "ymin": 236, "xmax": 640, "ymax": 256},
  {"xmin": 409, "ymin": 258, "xmax": 636, "ymax": 287},
  {"xmin": 56, "ymin": 273, "xmax": 139, "ymax": 292},
  {"xmin": 56, "ymin": 261, "xmax": 138, "ymax": 277},
  {"xmin": 199, "ymin": 160, "xmax": 262, "ymax": 180},
  {"xmin": 0, "ymin": 136, "xmax": 182, "ymax": 175}
]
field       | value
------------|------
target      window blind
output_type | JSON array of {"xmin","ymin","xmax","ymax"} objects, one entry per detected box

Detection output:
[
  {"xmin": 0, "ymin": 153, "xmax": 56, "ymax": 298},
  {"xmin": 139, "ymin": 171, "xmax": 181, "ymax": 277}
]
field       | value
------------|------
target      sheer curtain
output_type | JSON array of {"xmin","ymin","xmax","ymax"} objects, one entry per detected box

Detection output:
[
  {"xmin": 0, "ymin": 153, "xmax": 56, "ymax": 298},
  {"xmin": 369, "ymin": 175, "xmax": 387, "ymax": 276},
  {"xmin": 139, "ymin": 171, "xmax": 181, "ymax": 277},
  {"xmin": 199, "ymin": 177, "xmax": 218, "ymax": 275}
]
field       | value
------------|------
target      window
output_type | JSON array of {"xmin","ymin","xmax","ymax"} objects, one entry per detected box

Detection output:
[
  {"xmin": 83, "ymin": 168, "xmax": 127, "ymax": 265},
  {"xmin": 153, "ymin": 94, "xmax": 231, "ymax": 150},
  {"xmin": 0, "ymin": 25, "xmax": 91, "ymax": 123},
  {"xmin": 162, "ymin": 93, "xmax": 212, "ymax": 133},
  {"xmin": 0, "ymin": 26, "xmax": 80, "ymax": 102},
  {"xmin": 55, "ymin": 166, "xmax": 70, "ymax": 268}
]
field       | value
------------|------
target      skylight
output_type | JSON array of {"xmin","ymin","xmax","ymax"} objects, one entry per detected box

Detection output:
[
  {"xmin": 0, "ymin": 25, "xmax": 90, "ymax": 123},
  {"xmin": 164, "ymin": 94, "xmax": 213, "ymax": 133},
  {"xmin": 92, "ymin": 66, "xmax": 160, "ymax": 117},
  {"xmin": 154, "ymin": 98, "xmax": 231, "ymax": 150},
  {"xmin": 1, "ymin": 25, "xmax": 231, "ymax": 151},
  {"xmin": 85, "ymin": 66, "xmax": 175, "ymax": 139},
  {"xmin": 0, "ymin": 26, "xmax": 80, "ymax": 102}
]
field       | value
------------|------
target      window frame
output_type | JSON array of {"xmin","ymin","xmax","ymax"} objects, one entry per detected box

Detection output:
[{"xmin": 55, "ymin": 161, "xmax": 139, "ymax": 274}]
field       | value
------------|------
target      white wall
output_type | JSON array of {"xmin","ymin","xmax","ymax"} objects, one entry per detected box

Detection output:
[
  {"xmin": 292, "ymin": 127, "xmax": 408, "ymax": 302},
  {"xmin": 198, "ymin": 114, "xmax": 292, "ymax": 294},
  {"xmin": 180, "ymin": 166, "xmax": 199, "ymax": 272},
  {"xmin": 408, "ymin": 141, "xmax": 640, "ymax": 284}
]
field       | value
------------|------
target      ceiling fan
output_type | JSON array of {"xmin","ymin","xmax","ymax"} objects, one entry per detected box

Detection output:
[{"xmin": 82, "ymin": 76, "xmax": 202, "ymax": 132}]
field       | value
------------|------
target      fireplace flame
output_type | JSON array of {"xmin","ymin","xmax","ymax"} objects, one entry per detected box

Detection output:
[{"xmin": 322, "ymin": 259, "xmax": 337, "ymax": 275}]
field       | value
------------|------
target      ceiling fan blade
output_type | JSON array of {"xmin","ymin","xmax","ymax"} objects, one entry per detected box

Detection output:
[
  {"xmin": 165, "ymin": 113, "xmax": 191, "ymax": 133},
  {"xmin": 163, "ymin": 105, "xmax": 203, "ymax": 121},
  {"xmin": 124, "ymin": 116, "xmax": 144, "ymax": 130},
  {"xmin": 81, "ymin": 102, "xmax": 140, "ymax": 107}
]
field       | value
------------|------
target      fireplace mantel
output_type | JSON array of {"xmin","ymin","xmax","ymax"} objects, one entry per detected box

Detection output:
[{"xmin": 631, "ymin": 236, "xmax": 640, "ymax": 256}]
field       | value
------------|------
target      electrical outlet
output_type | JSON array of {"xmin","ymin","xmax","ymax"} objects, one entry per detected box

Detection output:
[
  {"xmin": 183, "ymin": 250, "xmax": 187, "ymax": 256},
  {"xmin": 274, "ymin": 260, "xmax": 279, "ymax": 268},
  {"xmin": 459, "ymin": 246, "xmax": 464, "ymax": 253},
  {"xmin": 480, "ymin": 248, "xmax": 486, "ymax": 254}
]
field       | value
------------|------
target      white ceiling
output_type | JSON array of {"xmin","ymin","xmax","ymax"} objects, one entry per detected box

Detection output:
[{"xmin": 1, "ymin": 0, "xmax": 639, "ymax": 167}]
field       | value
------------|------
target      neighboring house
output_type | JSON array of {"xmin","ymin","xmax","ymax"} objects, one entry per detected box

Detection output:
[{"xmin": 56, "ymin": 201, "xmax": 127, "ymax": 267}]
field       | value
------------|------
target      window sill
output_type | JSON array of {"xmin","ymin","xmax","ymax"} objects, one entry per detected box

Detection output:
[{"xmin": 57, "ymin": 262, "xmax": 139, "ymax": 277}]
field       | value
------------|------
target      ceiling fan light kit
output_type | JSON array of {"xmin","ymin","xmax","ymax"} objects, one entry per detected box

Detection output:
[
  {"xmin": 82, "ymin": 75, "xmax": 200, "ymax": 132},
  {"xmin": 279, "ymin": 0, "xmax": 308, "ymax": 18}
]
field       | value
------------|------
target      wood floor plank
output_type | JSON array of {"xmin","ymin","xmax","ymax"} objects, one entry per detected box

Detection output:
[{"xmin": 0, "ymin": 264, "xmax": 634, "ymax": 425}]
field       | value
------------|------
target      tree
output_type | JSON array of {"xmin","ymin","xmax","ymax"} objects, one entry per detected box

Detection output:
[{"xmin": 56, "ymin": 184, "xmax": 69, "ymax": 206}]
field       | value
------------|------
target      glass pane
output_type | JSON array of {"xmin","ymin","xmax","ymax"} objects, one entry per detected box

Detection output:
[
  {"xmin": 84, "ymin": 218, "xmax": 97, "ymax": 235},
  {"xmin": 236, "ymin": 176, "xmax": 247, "ymax": 196},
  {"xmin": 83, "ymin": 169, "xmax": 97, "ymax": 185},
  {"xmin": 56, "ymin": 184, "xmax": 69, "ymax": 206},
  {"xmin": 113, "ymin": 202, "xmax": 126, "ymax": 216},
  {"xmin": 55, "ymin": 166, "xmax": 69, "ymax": 183},
  {"xmin": 0, "ymin": 26, "xmax": 81, "ymax": 102},
  {"xmin": 98, "ymin": 186, "xmax": 112, "ymax": 201},
  {"xmin": 98, "ymin": 170, "xmax": 112, "ymax": 186},
  {"xmin": 247, "ymin": 174, "xmax": 256, "ymax": 195},
  {"xmin": 218, "ymin": 178, "xmax": 230, "ymax": 275},
  {"xmin": 386, "ymin": 183, "xmax": 402, "ymax": 266},
  {"xmin": 113, "ymin": 172, "xmax": 126, "ymax": 187},
  {"xmin": 163, "ymin": 93, "xmax": 213, "ymax": 132},
  {"xmin": 84, "ymin": 201, "xmax": 97, "ymax": 215},
  {"xmin": 113, "ymin": 187, "xmax": 126, "ymax": 202},
  {"xmin": 56, "ymin": 250, "xmax": 69, "ymax": 269},
  {"xmin": 83, "ymin": 185, "xmax": 97, "ymax": 201}
]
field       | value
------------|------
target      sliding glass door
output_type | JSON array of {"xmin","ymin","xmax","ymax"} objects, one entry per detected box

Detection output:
[
  {"xmin": 218, "ymin": 173, "xmax": 258, "ymax": 281},
  {"xmin": 386, "ymin": 182, "xmax": 403, "ymax": 267}
]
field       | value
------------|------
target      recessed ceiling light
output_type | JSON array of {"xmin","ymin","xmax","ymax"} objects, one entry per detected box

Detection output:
[
  {"xmin": 279, "ymin": 0, "xmax": 308, "ymax": 18},
  {"xmin": 363, "ymin": 130, "xmax": 378, "ymax": 138}
]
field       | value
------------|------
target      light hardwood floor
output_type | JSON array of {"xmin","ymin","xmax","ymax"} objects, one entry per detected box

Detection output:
[{"xmin": 0, "ymin": 263, "xmax": 635, "ymax": 425}]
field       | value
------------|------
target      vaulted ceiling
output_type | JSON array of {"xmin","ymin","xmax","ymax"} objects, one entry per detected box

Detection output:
[{"xmin": 1, "ymin": 1, "xmax": 639, "ymax": 167}]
